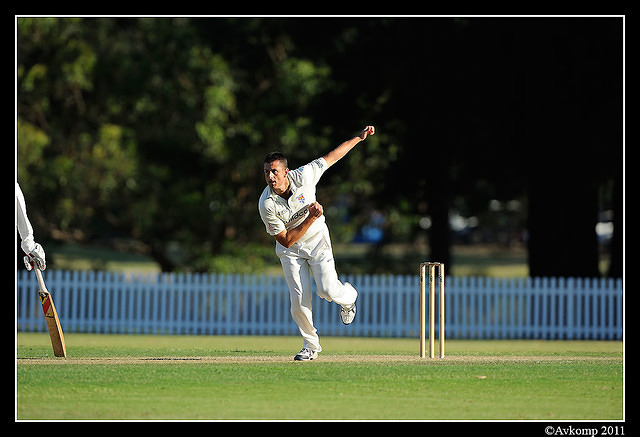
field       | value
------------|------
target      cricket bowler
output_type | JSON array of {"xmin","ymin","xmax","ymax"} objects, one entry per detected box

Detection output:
[{"xmin": 258, "ymin": 126, "xmax": 375, "ymax": 361}]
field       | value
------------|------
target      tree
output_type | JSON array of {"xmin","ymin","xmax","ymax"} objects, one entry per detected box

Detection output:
[
  {"xmin": 17, "ymin": 17, "xmax": 623, "ymax": 277},
  {"xmin": 514, "ymin": 18, "xmax": 622, "ymax": 278},
  {"xmin": 17, "ymin": 17, "xmax": 337, "ymax": 272}
]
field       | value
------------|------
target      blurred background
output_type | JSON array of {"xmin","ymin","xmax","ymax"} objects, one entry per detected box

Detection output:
[{"xmin": 16, "ymin": 16, "xmax": 623, "ymax": 278}]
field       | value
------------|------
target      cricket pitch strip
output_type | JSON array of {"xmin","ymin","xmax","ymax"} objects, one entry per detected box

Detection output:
[{"xmin": 16, "ymin": 354, "xmax": 619, "ymax": 365}]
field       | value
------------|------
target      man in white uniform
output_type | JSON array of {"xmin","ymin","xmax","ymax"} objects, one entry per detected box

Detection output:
[{"xmin": 258, "ymin": 126, "xmax": 375, "ymax": 361}]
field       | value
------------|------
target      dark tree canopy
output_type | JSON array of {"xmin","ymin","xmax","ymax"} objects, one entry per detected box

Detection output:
[{"xmin": 17, "ymin": 17, "xmax": 623, "ymax": 277}]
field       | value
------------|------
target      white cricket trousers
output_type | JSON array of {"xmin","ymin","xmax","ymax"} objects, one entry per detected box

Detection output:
[{"xmin": 276, "ymin": 224, "xmax": 357, "ymax": 351}]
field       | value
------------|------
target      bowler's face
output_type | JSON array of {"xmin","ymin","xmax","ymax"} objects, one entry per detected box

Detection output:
[{"xmin": 264, "ymin": 160, "xmax": 289, "ymax": 195}]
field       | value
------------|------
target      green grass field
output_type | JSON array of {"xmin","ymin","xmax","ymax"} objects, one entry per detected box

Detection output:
[{"xmin": 16, "ymin": 333, "xmax": 623, "ymax": 421}]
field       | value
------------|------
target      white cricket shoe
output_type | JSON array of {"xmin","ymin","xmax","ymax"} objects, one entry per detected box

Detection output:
[
  {"xmin": 339, "ymin": 282, "xmax": 358, "ymax": 325},
  {"xmin": 340, "ymin": 304, "xmax": 357, "ymax": 325},
  {"xmin": 294, "ymin": 348, "xmax": 318, "ymax": 361}
]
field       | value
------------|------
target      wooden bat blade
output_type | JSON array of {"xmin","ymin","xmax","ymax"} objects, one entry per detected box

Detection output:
[{"xmin": 35, "ymin": 270, "xmax": 67, "ymax": 358}]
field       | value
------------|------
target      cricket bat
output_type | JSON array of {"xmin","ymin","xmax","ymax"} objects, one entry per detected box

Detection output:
[{"xmin": 35, "ymin": 269, "xmax": 66, "ymax": 357}]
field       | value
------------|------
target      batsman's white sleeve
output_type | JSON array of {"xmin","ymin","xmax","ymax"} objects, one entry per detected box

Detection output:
[{"xmin": 16, "ymin": 183, "xmax": 36, "ymax": 254}]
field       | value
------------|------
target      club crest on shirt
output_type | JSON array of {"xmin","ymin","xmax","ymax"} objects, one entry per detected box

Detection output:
[{"xmin": 296, "ymin": 194, "xmax": 305, "ymax": 204}]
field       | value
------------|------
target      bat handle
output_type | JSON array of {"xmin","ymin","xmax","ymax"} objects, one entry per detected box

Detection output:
[{"xmin": 34, "ymin": 268, "xmax": 47, "ymax": 292}]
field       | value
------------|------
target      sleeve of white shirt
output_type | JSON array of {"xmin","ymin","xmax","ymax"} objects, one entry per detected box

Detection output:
[
  {"xmin": 300, "ymin": 157, "xmax": 328, "ymax": 186},
  {"xmin": 16, "ymin": 183, "xmax": 36, "ymax": 254},
  {"xmin": 258, "ymin": 197, "xmax": 286, "ymax": 236}
]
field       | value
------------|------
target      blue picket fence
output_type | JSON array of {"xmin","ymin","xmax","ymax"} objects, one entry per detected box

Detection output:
[{"xmin": 16, "ymin": 269, "xmax": 623, "ymax": 340}]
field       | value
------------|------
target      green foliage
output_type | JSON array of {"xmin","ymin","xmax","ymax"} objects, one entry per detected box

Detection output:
[
  {"xmin": 16, "ymin": 18, "xmax": 622, "ymax": 276},
  {"xmin": 16, "ymin": 17, "xmax": 349, "ymax": 272}
]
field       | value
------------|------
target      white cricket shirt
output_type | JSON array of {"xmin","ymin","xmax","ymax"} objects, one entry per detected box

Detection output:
[{"xmin": 258, "ymin": 157, "xmax": 328, "ymax": 245}]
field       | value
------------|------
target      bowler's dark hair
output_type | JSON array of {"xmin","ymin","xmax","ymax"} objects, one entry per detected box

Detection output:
[{"xmin": 264, "ymin": 151, "xmax": 288, "ymax": 168}]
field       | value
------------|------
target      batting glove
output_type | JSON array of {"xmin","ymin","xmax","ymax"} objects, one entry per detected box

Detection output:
[{"xmin": 23, "ymin": 243, "xmax": 46, "ymax": 271}]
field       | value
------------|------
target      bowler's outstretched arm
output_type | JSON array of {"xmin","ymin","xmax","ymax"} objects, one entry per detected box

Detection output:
[{"xmin": 322, "ymin": 125, "xmax": 375, "ymax": 168}]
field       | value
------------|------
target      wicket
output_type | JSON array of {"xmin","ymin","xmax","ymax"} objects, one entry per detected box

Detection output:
[{"xmin": 419, "ymin": 262, "xmax": 445, "ymax": 358}]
